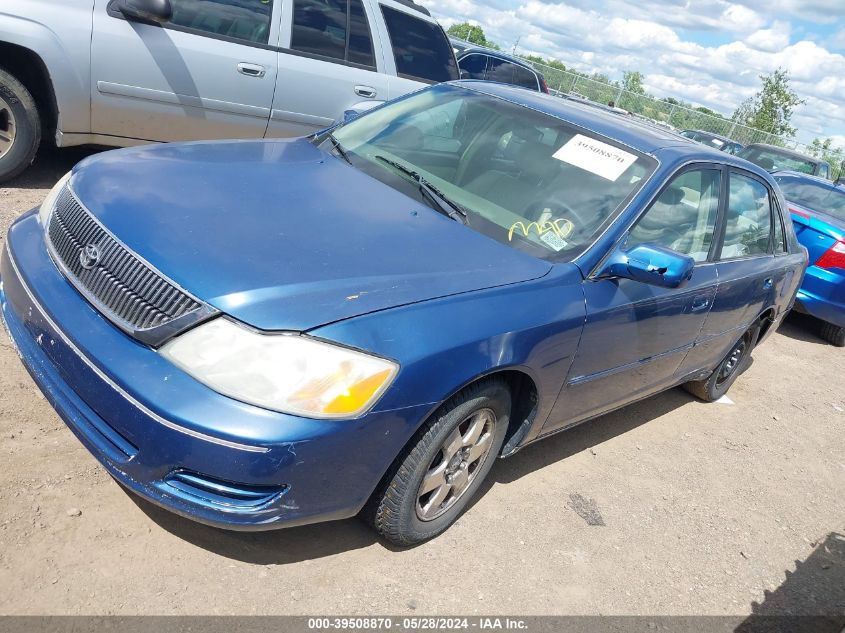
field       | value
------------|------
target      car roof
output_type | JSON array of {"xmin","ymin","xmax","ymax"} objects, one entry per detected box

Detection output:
[
  {"xmin": 744, "ymin": 143, "xmax": 825, "ymax": 165},
  {"xmin": 456, "ymin": 81, "xmax": 712, "ymax": 155},
  {"xmin": 683, "ymin": 130, "xmax": 741, "ymax": 144},
  {"xmin": 773, "ymin": 170, "xmax": 842, "ymax": 188}
]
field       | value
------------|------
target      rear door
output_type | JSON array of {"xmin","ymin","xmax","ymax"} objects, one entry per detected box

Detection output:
[
  {"xmin": 694, "ymin": 169, "xmax": 792, "ymax": 366},
  {"xmin": 267, "ymin": 0, "xmax": 391, "ymax": 137},
  {"xmin": 91, "ymin": 0, "xmax": 280, "ymax": 142}
]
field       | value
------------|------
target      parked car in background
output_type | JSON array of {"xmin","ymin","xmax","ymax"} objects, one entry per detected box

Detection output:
[
  {"xmin": 774, "ymin": 171, "xmax": 845, "ymax": 346},
  {"xmin": 0, "ymin": 0, "xmax": 458, "ymax": 182},
  {"xmin": 739, "ymin": 144, "xmax": 832, "ymax": 179},
  {"xmin": 680, "ymin": 130, "xmax": 743, "ymax": 155},
  {"xmin": 1, "ymin": 81, "xmax": 806, "ymax": 545},
  {"xmin": 456, "ymin": 47, "xmax": 549, "ymax": 93}
]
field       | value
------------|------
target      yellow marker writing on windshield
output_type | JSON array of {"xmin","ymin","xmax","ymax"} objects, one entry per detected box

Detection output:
[{"xmin": 508, "ymin": 218, "xmax": 574, "ymax": 242}]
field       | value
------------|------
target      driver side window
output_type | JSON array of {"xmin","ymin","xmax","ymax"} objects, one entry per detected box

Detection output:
[{"xmin": 627, "ymin": 168, "xmax": 722, "ymax": 263}]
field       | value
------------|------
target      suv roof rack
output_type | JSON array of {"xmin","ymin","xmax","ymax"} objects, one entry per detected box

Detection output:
[{"xmin": 391, "ymin": 0, "xmax": 431, "ymax": 16}]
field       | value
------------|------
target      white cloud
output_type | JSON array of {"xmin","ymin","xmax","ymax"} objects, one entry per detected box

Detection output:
[{"xmin": 430, "ymin": 0, "xmax": 845, "ymax": 144}]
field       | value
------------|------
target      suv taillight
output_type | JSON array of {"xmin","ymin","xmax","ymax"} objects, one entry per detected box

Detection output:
[
  {"xmin": 540, "ymin": 78, "xmax": 550, "ymax": 94},
  {"xmin": 816, "ymin": 240, "xmax": 845, "ymax": 270}
]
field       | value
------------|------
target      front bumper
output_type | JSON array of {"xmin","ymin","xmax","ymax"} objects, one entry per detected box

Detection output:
[
  {"xmin": 795, "ymin": 264, "xmax": 845, "ymax": 328},
  {"xmin": 0, "ymin": 211, "xmax": 431, "ymax": 530}
]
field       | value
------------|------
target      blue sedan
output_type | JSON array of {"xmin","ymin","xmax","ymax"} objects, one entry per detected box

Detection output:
[
  {"xmin": 0, "ymin": 82, "xmax": 807, "ymax": 545},
  {"xmin": 774, "ymin": 171, "xmax": 845, "ymax": 346}
]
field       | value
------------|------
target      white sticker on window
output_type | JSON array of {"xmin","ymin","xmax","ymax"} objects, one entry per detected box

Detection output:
[{"xmin": 553, "ymin": 134, "xmax": 638, "ymax": 181}]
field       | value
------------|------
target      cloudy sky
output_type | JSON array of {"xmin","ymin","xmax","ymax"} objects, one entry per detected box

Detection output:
[{"xmin": 428, "ymin": 0, "xmax": 845, "ymax": 147}]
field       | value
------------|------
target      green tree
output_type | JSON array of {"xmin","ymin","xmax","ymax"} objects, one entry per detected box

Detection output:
[
  {"xmin": 621, "ymin": 71, "xmax": 646, "ymax": 95},
  {"xmin": 731, "ymin": 68, "xmax": 805, "ymax": 137},
  {"xmin": 807, "ymin": 138, "xmax": 845, "ymax": 180},
  {"xmin": 446, "ymin": 22, "xmax": 500, "ymax": 49}
]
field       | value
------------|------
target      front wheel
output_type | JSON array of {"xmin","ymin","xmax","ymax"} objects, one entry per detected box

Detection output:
[
  {"xmin": 365, "ymin": 379, "xmax": 510, "ymax": 546},
  {"xmin": 684, "ymin": 327, "xmax": 756, "ymax": 402}
]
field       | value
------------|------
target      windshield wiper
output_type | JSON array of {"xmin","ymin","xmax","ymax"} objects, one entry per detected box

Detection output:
[
  {"xmin": 374, "ymin": 155, "xmax": 469, "ymax": 225},
  {"xmin": 326, "ymin": 133, "xmax": 352, "ymax": 165}
]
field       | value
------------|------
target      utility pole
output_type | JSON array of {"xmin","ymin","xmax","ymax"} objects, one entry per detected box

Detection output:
[{"xmin": 512, "ymin": 37, "xmax": 521, "ymax": 55}]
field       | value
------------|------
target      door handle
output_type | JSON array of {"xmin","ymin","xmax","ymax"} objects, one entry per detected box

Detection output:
[
  {"xmin": 237, "ymin": 63, "xmax": 266, "ymax": 78},
  {"xmin": 762, "ymin": 278, "xmax": 774, "ymax": 290},
  {"xmin": 690, "ymin": 296, "xmax": 711, "ymax": 313},
  {"xmin": 354, "ymin": 85, "xmax": 377, "ymax": 98}
]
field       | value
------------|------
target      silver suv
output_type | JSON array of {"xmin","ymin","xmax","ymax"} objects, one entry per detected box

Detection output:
[{"xmin": 0, "ymin": 0, "xmax": 458, "ymax": 181}]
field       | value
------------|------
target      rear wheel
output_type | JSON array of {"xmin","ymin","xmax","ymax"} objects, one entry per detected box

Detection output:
[
  {"xmin": 820, "ymin": 322, "xmax": 845, "ymax": 347},
  {"xmin": 364, "ymin": 379, "xmax": 510, "ymax": 546},
  {"xmin": 684, "ymin": 327, "xmax": 757, "ymax": 402},
  {"xmin": 0, "ymin": 66, "xmax": 41, "ymax": 183}
]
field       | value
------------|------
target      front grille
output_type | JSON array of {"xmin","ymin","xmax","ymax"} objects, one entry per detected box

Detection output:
[{"xmin": 46, "ymin": 185, "xmax": 212, "ymax": 346}]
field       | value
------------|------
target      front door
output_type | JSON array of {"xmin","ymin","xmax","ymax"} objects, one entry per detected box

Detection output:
[
  {"xmin": 545, "ymin": 166, "xmax": 724, "ymax": 431},
  {"xmin": 91, "ymin": 0, "xmax": 280, "ymax": 142}
]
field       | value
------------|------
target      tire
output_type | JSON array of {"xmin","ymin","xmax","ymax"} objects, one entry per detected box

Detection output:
[
  {"xmin": 365, "ymin": 378, "xmax": 510, "ymax": 546},
  {"xmin": 820, "ymin": 322, "xmax": 845, "ymax": 347},
  {"xmin": 684, "ymin": 326, "xmax": 757, "ymax": 402},
  {"xmin": 0, "ymin": 66, "xmax": 41, "ymax": 183}
]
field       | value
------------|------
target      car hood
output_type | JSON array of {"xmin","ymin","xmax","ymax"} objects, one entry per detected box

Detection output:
[{"xmin": 70, "ymin": 139, "xmax": 552, "ymax": 331}]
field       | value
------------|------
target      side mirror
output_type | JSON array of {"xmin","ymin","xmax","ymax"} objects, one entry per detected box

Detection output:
[
  {"xmin": 598, "ymin": 243, "xmax": 694, "ymax": 288},
  {"xmin": 116, "ymin": 0, "xmax": 172, "ymax": 23}
]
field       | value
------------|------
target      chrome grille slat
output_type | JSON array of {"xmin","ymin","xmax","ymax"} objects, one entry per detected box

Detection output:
[{"xmin": 46, "ymin": 185, "xmax": 204, "ymax": 340}]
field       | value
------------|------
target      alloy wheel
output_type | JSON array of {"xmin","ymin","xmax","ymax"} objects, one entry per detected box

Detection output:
[
  {"xmin": 0, "ymin": 95, "xmax": 16, "ymax": 159},
  {"xmin": 415, "ymin": 408, "xmax": 497, "ymax": 521}
]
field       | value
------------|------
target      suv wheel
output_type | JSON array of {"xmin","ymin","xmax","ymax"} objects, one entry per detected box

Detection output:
[
  {"xmin": 0, "ymin": 66, "xmax": 41, "ymax": 183},
  {"xmin": 365, "ymin": 379, "xmax": 510, "ymax": 546}
]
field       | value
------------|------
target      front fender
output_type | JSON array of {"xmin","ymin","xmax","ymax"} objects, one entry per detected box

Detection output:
[
  {"xmin": 0, "ymin": 3, "xmax": 94, "ymax": 134},
  {"xmin": 310, "ymin": 264, "xmax": 587, "ymax": 445}
]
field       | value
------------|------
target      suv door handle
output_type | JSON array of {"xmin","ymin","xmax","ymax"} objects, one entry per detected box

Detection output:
[
  {"xmin": 237, "ymin": 63, "xmax": 266, "ymax": 78},
  {"xmin": 354, "ymin": 85, "xmax": 377, "ymax": 98}
]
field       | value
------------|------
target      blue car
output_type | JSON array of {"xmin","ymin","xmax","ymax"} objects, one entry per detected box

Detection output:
[
  {"xmin": 0, "ymin": 82, "xmax": 807, "ymax": 545},
  {"xmin": 774, "ymin": 171, "xmax": 845, "ymax": 346}
]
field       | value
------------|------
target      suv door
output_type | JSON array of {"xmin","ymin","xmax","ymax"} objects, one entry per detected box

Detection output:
[
  {"xmin": 91, "ymin": 0, "xmax": 280, "ymax": 142},
  {"xmin": 267, "ymin": 0, "xmax": 391, "ymax": 137},
  {"xmin": 546, "ymin": 167, "xmax": 724, "ymax": 431}
]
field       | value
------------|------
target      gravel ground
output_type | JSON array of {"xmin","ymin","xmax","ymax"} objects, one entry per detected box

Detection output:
[{"xmin": 0, "ymin": 147, "xmax": 843, "ymax": 616}]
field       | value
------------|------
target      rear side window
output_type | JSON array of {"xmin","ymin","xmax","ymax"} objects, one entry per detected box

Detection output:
[
  {"xmin": 512, "ymin": 65, "xmax": 539, "ymax": 90},
  {"xmin": 720, "ymin": 173, "xmax": 774, "ymax": 259},
  {"xmin": 381, "ymin": 5, "xmax": 459, "ymax": 83},
  {"xmin": 819, "ymin": 164, "xmax": 830, "ymax": 179},
  {"xmin": 168, "ymin": 0, "xmax": 273, "ymax": 44},
  {"xmin": 291, "ymin": 0, "xmax": 375, "ymax": 67}
]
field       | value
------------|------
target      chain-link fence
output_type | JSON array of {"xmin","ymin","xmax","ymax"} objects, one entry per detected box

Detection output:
[{"xmin": 450, "ymin": 38, "xmax": 812, "ymax": 154}]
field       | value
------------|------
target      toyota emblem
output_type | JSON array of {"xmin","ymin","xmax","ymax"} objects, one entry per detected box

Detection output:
[{"xmin": 79, "ymin": 244, "xmax": 101, "ymax": 270}]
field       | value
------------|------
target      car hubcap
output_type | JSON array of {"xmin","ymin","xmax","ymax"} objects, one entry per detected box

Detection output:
[
  {"xmin": 717, "ymin": 339, "xmax": 747, "ymax": 386},
  {"xmin": 0, "ymin": 95, "xmax": 16, "ymax": 159},
  {"xmin": 415, "ymin": 408, "xmax": 497, "ymax": 522}
]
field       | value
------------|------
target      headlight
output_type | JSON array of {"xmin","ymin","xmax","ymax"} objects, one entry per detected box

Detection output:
[
  {"xmin": 160, "ymin": 318, "xmax": 399, "ymax": 419},
  {"xmin": 38, "ymin": 171, "xmax": 72, "ymax": 226}
]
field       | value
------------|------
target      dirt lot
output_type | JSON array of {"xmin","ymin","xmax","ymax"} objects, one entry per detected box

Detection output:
[{"xmin": 0, "ymin": 148, "xmax": 843, "ymax": 616}]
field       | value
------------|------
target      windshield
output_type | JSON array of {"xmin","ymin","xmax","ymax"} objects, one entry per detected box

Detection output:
[
  {"xmin": 775, "ymin": 176, "xmax": 845, "ymax": 221},
  {"xmin": 329, "ymin": 84, "xmax": 657, "ymax": 262},
  {"xmin": 740, "ymin": 147, "xmax": 818, "ymax": 175}
]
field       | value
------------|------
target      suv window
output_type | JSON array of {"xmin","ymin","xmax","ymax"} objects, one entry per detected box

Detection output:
[
  {"xmin": 721, "ymin": 173, "xmax": 773, "ymax": 259},
  {"xmin": 459, "ymin": 54, "xmax": 488, "ymax": 80},
  {"xmin": 818, "ymin": 163, "xmax": 830, "ymax": 179},
  {"xmin": 486, "ymin": 58, "xmax": 539, "ymax": 90},
  {"xmin": 380, "ymin": 5, "xmax": 459, "ymax": 83},
  {"xmin": 512, "ymin": 64, "xmax": 539, "ymax": 90},
  {"xmin": 291, "ymin": 0, "xmax": 375, "ymax": 67},
  {"xmin": 627, "ymin": 169, "xmax": 721, "ymax": 262},
  {"xmin": 169, "ymin": 0, "xmax": 273, "ymax": 44}
]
